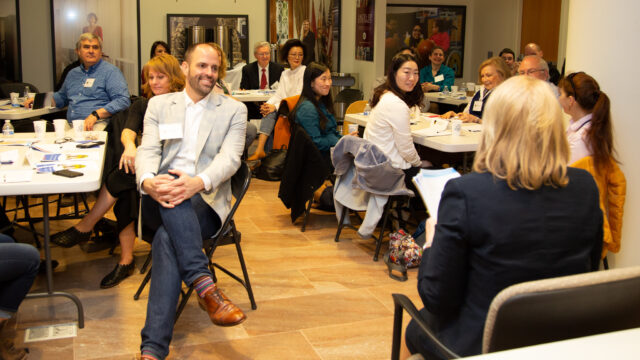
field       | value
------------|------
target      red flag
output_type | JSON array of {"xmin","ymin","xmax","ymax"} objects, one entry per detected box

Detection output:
[{"xmin": 311, "ymin": 0, "xmax": 317, "ymax": 38}]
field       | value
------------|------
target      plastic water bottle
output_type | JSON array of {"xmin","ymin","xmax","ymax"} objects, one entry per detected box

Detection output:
[
  {"xmin": 363, "ymin": 102, "xmax": 371, "ymax": 117},
  {"xmin": 3, "ymin": 120, "xmax": 14, "ymax": 137},
  {"xmin": 23, "ymin": 85, "xmax": 30, "ymax": 99}
]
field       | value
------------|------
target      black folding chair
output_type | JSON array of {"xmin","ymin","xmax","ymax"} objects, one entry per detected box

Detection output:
[{"xmin": 133, "ymin": 162, "xmax": 257, "ymax": 323}]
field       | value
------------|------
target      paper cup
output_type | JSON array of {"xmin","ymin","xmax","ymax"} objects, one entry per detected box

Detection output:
[
  {"xmin": 451, "ymin": 85, "xmax": 459, "ymax": 93},
  {"xmin": 53, "ymin": 119, "xmax": 67, "ymax": 139},
  {"xmin": 33, "ymin": 120, "xmax": 47, "ymax": 139},
  {"xmin": 10, "ymin": 92, "xmax": 19, "ymax": 107},
  {"xmin": 451, "ymin": 119, "xmax": 462, "ymax": 136},
  {"xmin": 348, "ymin": 124, "xmax": 358, "ymax": 134},
  {"xmin": 27, "ymin": 92, "xmax": 36, "ymax": 100},
  {"xmin": 72, "ymin": 119, "xmax": 85, "ymax": 139}
]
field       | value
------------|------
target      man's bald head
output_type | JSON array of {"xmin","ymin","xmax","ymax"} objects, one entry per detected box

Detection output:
[{"xmin": 524, "ymin": 43, "xmax": 543, "ymax": 57}]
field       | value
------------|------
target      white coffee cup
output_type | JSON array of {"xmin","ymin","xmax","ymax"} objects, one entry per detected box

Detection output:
[
  {"xmin": 72, "ymin": 119, "xmax": 85, "ymax": 139},
  {"xmin": 451, "ymin": 119, "xmax": 462, "ymax": 136},
  {"xmin": 53, "ymin": 119, "xmax": 67, "ymax": 139},
  {"xmin": 33, "ymin": 120, "xmax": 47, "ymax": 139},
  {"xmin": 467, "ymin": 83, "xmax": 475, "ymax": 91},
  {"xmin": 348, "ymin": 123, "xmax": 358, "ymax": 134},
  {"xmin": 10, "ymin": 92, "xmax": 19, "ymax": 107},
  {"xmin": 27, "ymin": 92, "xmax": 36, "ymax": 100},
  {"xmin": 451, "ymin": 85, "xmax": 459, "ymax": 93}
]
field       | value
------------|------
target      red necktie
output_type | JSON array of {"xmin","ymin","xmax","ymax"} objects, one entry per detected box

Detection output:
[{"xmin": 260, "ymin": 68, "xmax": 267, "ymax": 89}]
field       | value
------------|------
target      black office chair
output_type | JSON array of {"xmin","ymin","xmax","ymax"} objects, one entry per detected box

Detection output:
[
  {"xmin": 133, "ymin": 162, "xmax": 257, "ymax": 322},
  {"xmin": 0, "ymin": 82, "xmax": 38, "ymax": 99},
  {"xmin": 391, "ymin": 266, "xmax": 640, "ymax": 359}
]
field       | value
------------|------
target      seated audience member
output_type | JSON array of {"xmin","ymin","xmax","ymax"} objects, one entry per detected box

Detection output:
[
  {"xmin": 442, "ymin": 57, "xmax": 511, "ymax": 123},
  {"xmin": 0, "ymin": 234, "xmax": 40, "ymax": 359},
  {"xmin": 559, "ymin": 72, "xmax": 626, "ymax": 258},
  {"xmin": 150, "ymin": 41, "xmax": 170, "ymax": 58},
  {"xmin": 240, "ymin": 41, "xmax": 285, "ymax": 120},
  {"xmin": 51, "ymin": 54, "xmax": 185, "ymax": 288},
  {"xmin": 419, "ymin": 46, "xmax": 455, "ymax": 92},
  {"xmin": 290, "ymin": 62, "xmax": 357, "ymax": 167},
  {"xmin": 499, "ymin": 47, "xmax": 518, "ymax": 76},
  {"xmin": 402, "ymin": 75, "xmax": 603, "ymax": 359},
  {"xmin": 211, "ymin": 42, "xmax": 257, "ymax": 154},
  {"xmin": 136, "ymin": 43, "xmax": 246, "ymax": 360},
  {"xmin": 247, "ymin": 39, "xmax": 307, "ymax": 161},
  {"xmin": 524, "ymin": 42, "xmax": 560, "ymax": 84},
  {"xmin": 518, "ymin": 55, "xmax": 559, "ymax": 96},
  {"xmin": 364, "ymin": 53, "xmax": 431, "ymax": 192},
  {"xmin": 26, "ymin": 33, "xmax": 130, "ymax": 131}
]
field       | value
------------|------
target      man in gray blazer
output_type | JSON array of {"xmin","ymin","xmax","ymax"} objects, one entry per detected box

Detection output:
[{"xmin": 135, "ymin": 43, "xmax": 247, "ymax": 360}]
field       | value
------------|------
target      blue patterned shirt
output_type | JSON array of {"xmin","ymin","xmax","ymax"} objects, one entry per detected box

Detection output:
[{"xmin": 53, "ymin": 59, "xmax": 130, "ymax": 122}]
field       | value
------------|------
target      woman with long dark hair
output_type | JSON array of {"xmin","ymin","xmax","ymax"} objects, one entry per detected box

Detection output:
[
  {"xmin": 290, "ymin": 62, "xmax": 355, "ymax": 165},
  {"xmin": 559, "ymin": 72, "xmax": 626, "ymax": 259},
  {"xmin": 364, "ymin": 53, "xmax": 429, "ymax": 187}
]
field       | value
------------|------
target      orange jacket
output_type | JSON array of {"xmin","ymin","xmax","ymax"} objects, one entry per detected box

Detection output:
[{"xmin": 571, "ymin": 156, "xmax": 626, "ymax": 258}]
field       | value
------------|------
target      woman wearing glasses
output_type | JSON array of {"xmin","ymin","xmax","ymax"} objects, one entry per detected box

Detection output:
[
  {"xmin": 51, "ymin": 55, "xmax": 186, "ymax": 288},
  {"xmin": 558, "ymin": 72, "xmax": 626, "ymax": 260},
  {"xmin": 248, "ymin": 39, "xmax": 307, "ymax": 161},
  {"xmin": 442, "ymin": 57, "xmax": 511, "ymax": 123}
]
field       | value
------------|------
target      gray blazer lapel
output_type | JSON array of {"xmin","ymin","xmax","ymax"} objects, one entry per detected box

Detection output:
[
  {"xmin": 195, "ymin": 94, "xmax": 221, "ymax": 160},
  {"xmin": 163, "ymin": 94, "xmax": 186, "ymax": 164}
]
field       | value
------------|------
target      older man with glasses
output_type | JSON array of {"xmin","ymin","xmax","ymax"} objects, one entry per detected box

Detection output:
[
  {"xmin": 240, "ymin": 41, "xmax": 285, "ymax": 120},
  {"xmin": 518, "ymin": 55, "xmax": 559, "ymax": 96}
]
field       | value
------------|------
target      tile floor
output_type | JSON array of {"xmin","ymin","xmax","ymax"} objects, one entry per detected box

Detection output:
[{"xmin": 6, "ymin": 178, "xmax": 423, "ymax": 359}]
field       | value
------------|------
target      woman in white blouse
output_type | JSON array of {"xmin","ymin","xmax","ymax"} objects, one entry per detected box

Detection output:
[
  {"xmin": 247, "ymin": 39, "xmax": 307, "ymax": 160},
  {"xmin": 364, "ymin": 53, "xmax": 430, "ymax": 188}
]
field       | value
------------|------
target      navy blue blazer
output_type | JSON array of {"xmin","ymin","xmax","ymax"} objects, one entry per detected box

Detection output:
[
  {"xmin": 240, "ymin": 61, "xmax": 284, "ymax": 120},
  {"xmin": 409, "ymin": 168, "xmax": 603, "ymax": 358}
]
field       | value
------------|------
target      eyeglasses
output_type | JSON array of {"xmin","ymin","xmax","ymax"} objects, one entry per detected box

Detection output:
[
  {"xmin": 255, "ymin": 52, "xmax": 270, "ymax": 57},
  {"xmin": 54, "ymin": 137, "xmax": 73, "ymax": 144},
  {"xmin": 288, "ymin": 53, "xmax": 304, "ymax": 58},
  {"xmin": 518, "ymin": 68, "xmax": 545, "ymax": 76}
]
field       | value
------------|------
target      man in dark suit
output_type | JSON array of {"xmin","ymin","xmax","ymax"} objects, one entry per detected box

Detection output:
[{"xmin": 240, "ymin": 41, "xmax": 284, "ymax": 120}]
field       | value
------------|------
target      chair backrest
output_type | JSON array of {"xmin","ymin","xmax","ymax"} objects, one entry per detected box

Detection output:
[
  {"xmin": 334, "ymin": 88, "xmax": 363, "ymax": 105},
  {"xmin": 0, "ymin": 82, "xmax": 39, "ymax": 98},
  {"xmin": 483, "ymin": 266, "xmax": 640, "ymax": 353},
  {"xmin": 346, "ymin": 100, "xmax": 368, "ymax": 114},
  {"xmin": 273, "ymin": 95, "xmax": 301, "ymax": 150}
]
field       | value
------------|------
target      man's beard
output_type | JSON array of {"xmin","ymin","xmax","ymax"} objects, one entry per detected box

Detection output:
[{"xmin": 188, "ymin": 73, "xmax": 215, "ymax": 97}]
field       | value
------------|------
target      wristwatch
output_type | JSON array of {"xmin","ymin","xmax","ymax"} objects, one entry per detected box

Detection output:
[{"xmin": 91, "ymin": 110, "xmax": 100, "ymax": 119}]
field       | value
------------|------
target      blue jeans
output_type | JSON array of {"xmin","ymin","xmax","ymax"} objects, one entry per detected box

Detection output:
[
  {"xmin": 258, "ymin": 111, "xmax": 277, "ymax": 136},
  {"xmin": 0, "ymin": 234, "xmax": 40, "ymax": 318},
  {"xmin": 139, "ymin": 193, "xmax": 221, "ymax": 359}
]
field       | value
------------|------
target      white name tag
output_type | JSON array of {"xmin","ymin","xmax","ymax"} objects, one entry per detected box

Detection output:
[
  {"xmin": 472, "ymin": 100, "xmax": 483, "ymax": 112},
  {"xmin": 159, "ymin": 123, "xmax": 183, "ymax": 140},
  {"xmin": 434, "ymin": 74, "xmax": 444, "ymax": 83},
  {"xmin": 84, "ymin": 78, "xmax": 95, "ymax": 87}
]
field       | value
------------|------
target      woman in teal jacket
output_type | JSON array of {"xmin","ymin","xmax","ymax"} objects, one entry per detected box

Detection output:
[{"xmin": 419, "ymin": 46, "xmax": 455, "ymax": 92}]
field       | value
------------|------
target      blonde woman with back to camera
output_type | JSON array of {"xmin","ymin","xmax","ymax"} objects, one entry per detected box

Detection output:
[
  {"xmin": 442, "ymin": 56, "xmax": 511, "ymax": 123},
  {"xmin": 401, "ymin": 76, "xmax": 603, "ymax": 359}
]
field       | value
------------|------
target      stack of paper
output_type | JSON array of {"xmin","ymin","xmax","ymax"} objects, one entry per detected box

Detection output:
[{"xmin": 412, "ymin": 168, "xmax": 461, "ymax": 220}]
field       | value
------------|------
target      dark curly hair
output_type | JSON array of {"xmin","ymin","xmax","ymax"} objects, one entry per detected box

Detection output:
[
  {"xmin": 150, "ymin": 40, "xmax": 170, "ymax": 59},
  {"xmin": 280, "ymin": 39, "xmax": 307, "ymax": 66}
]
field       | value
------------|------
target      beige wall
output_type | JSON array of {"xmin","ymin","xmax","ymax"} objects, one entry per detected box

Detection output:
[{"xmin": 565, "ymin": 0, "xmax": 640, "ymax": 268}]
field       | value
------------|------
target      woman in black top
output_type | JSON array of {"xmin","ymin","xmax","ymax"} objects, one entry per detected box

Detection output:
[{"xmin": 51, "ymin": 54, "xmax": 185, "ymax": 288}]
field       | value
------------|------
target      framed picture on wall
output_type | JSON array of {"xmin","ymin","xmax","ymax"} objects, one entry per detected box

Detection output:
[
  {"xmin": 267, "ymin": 0, "xmax": 341, "ymax": 72},
  {"xmin": 386, "ymin": 4, "xmax": 466, "ymax": 77},
  {"xmin": 166, "ymin": 14, "xmax": 249, "ymax": 67},
  {"xmin": 50, "ymin": 0, "xmax": 141, "ymax": 95}
]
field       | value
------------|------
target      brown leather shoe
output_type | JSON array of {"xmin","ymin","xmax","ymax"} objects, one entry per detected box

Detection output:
[{"xmin": 197, "ymin": 284, "xmax": 246, "ymax": 326}]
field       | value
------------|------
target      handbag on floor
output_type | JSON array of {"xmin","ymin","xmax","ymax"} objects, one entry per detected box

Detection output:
[
  {"xmin": 383, "ymin": 229, "xmax": 423, "ymax": 281},
  {"xmin": 255, "ymin": 146, "xmax": 288, "ymax": 181}
]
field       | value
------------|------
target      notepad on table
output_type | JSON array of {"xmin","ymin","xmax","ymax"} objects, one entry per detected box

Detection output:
[{"xmin": 412, "ymin": 168, "xmax": 461, "ymax": 221}]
